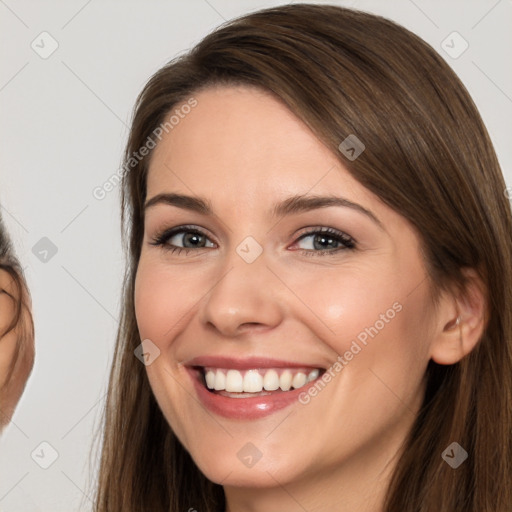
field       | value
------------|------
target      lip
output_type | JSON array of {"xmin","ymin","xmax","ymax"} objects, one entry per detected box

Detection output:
[
  {"xmin": 185, "ymin": 355, "xmax": 324, "ymax": 371},
  {"xmin": 184, "ymin": 356, "xmax": 325, "ymax": 420}
]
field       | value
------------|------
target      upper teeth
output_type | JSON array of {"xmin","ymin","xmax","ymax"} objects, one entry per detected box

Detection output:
[{"xmin": 204, "ymin": 367, "xmax": 320, "ymax": 393}]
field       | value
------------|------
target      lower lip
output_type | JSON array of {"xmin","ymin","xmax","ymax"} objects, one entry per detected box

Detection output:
[{"xmin": 187, "ymin": 368, "xmax": 318, "ymax": 420}]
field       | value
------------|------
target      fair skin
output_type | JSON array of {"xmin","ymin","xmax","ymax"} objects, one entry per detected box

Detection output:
[
  {"xmin": 134, "ymin": 85, "xmax": 485, "ymax": 511},
  {"xmin": 0, "ymin": 269, "xmax": 34, "ymax": 431}
]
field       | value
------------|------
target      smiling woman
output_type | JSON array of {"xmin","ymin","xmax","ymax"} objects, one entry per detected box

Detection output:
[{"xmin": 94, "ymin": 4, "xmax": 512, "ymax": 512}]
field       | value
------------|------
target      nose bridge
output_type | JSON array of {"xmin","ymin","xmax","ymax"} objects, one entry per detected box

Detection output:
[{"xmin": 199, "ymin": 236, "xmax": 284, "ymax": 336}]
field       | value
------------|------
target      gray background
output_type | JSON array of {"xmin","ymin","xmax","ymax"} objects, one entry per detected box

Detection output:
[{"xmin": 0, "ymin": 0, "xmax": 511, "ymax": 510}]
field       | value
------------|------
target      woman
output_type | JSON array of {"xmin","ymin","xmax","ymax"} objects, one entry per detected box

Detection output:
[
  {"xmin": 95, "ymin": 4, "xmax": 512, "ymax": 511},
  {"xmin": 0, "ymin": 212, "xmax": 34, "ymax": 432}
]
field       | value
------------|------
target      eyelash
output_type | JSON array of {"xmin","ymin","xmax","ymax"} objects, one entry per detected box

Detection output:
[{"xmin": 149, "ymin": 224, "xmax": 356, "ymax": 257}]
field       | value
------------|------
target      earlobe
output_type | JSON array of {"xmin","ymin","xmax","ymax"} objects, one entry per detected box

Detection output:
[{"xmin": 430, "ymin": 268, "xmax": 487, "ymax": 366}]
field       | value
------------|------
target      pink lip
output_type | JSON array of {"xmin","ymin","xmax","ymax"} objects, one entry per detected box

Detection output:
[
  {"xmin": 184, "ymin": 356, "xmax": 324, "ymax": 420},
  {"xmin": 185, "ymin": 355, "xmax": 323, "ymax": 371}
]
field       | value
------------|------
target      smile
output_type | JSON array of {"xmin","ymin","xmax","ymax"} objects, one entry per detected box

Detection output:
[{"xmin": 185, "ymin": 356, "xmax": 327, "ymax": 419}]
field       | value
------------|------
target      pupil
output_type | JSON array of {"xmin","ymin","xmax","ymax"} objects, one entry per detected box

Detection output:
[
  {"xmin": 185, "ymin": 233, "xmax": 203, "ymax": 247},
  {"xmin": 315, "ymin": 234, "xmax": 336, "ymax": 250}
]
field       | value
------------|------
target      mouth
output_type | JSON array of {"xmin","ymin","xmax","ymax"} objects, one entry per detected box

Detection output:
[
  {"xmin": 184, "ymin": 356, "xmax": 327, "ymax": 419},
  {"xmin": 197, "ymin": 366, "xmax": 325, "ymax": 398}
]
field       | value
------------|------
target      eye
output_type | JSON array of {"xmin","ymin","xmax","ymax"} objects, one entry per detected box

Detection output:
[
  {"xmin": 292, "ymin": 227, "xmax": 356, "ymax": 256},
  {"xmin": 149, "ymin": 225, "xmax": 356, "ymax": 256},
  {"xmin": 150, "ymin": 225, "xmax": 215, "ymax": 255}
]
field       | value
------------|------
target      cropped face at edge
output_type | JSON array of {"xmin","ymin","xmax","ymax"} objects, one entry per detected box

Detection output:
[
  {"xmin": 134, "ymin": 85, "xmax": 451, "ymax": 490},
  {"xmin": 0, "ymin": 270, "xmax": 33, "ymax": 431}
]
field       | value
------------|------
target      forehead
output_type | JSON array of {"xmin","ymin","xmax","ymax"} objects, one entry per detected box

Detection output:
[{"xmin": 147, "ymin": 85, "xmax": 371, "ymax": 209}]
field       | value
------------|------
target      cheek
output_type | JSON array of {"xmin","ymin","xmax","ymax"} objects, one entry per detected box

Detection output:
[
  {"xmin": 284, "ymin": 264, "xmax": 404, "ymax": 351},
  {"xmin": 292, "ymin": 269, "xmax": 432, "ymax": 453},
  {"xmin": 134, "ymin": 259, "xmax": 191, "ymax": 343},
  {"xmin": 133, "ymin": 259, "xmax": 195, "ymax": 435},
  {"xmin": 290, "ymin": 262, "xmax": 432, "ymax": 382}
]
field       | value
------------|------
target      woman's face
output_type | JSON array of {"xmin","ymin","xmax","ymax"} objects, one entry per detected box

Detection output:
[{"xmin": 134, "ymin": 85, "xmax": 440, "ymax": 496}]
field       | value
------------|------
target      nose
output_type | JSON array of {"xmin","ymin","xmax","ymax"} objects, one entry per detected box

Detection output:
[{"xmin": 199, "ymin": 244, "xmax": 285, "ymax": 338}]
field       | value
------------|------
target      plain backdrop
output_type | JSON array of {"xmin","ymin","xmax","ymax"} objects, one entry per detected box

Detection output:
[{"xmin": 0, "ymin": 1, "xmax": 511, "ymax": 510}]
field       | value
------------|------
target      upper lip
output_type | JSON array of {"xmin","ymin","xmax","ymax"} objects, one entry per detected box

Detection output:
[{"xmin": 184, "ymin": 355, "xmax": 325, "ymax": 370}]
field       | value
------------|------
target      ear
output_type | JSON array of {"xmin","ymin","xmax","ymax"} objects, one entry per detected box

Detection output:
[{"xmin": 429, "ymin": 268, "xmax": 487, "ymax": 365}]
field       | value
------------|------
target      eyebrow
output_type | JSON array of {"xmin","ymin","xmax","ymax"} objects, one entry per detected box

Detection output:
[{"xmin": 144, "ymin": 192, "xmax": 384, "ymax": 230}]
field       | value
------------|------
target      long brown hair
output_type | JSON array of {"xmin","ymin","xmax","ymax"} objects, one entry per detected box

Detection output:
[{"xmin": 94, "ymin": 4, "xmax": 512, "ymax": 510}]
